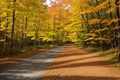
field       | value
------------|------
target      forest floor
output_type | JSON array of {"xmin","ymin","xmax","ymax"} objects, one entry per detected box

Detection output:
[
  {"xmin": 42, "ymin": 46, "xmax": 120, "ymax": 80},
  {"xmin": 0, "ymin": 46, "xmax": 120, "ymax": 80}
]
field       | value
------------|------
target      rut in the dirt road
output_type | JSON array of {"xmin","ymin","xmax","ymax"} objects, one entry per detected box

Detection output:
[
  {"xmin": 0, "ymin": 46, "xmax": 66, "ymax": 80},
  {"xmin": 42, "ymin": 46, "xmax": 120, "ymax": 80}
]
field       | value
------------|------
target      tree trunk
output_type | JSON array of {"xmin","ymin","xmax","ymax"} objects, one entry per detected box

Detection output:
[
  {"xmin": 53, "ymin": 16, "xmax": 56, "ymax": 46},
  {"xmin": 24, "ymin": 17, "xmax": 28, "ymax": 49},
  {"xmin": 115, "ymin": 0, "xmax": 120, "ymax": 49},
  {"xmin": 10, "ymin": 0, "xmax": 16, "ymax": 54},
  {"xmin": 96, "ymin": 0, "xmax": 103, "ymax": 52}
]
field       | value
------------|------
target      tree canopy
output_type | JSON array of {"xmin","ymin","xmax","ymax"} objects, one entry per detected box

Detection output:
[{"xmin": 0, "ymin": 0, "xmax": 120, "ymax": 56}]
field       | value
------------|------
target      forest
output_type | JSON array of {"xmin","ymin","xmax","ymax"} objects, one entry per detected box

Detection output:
[{"xmin": 0, "ymin": 0, "xmax": 120, "ymax": 60}]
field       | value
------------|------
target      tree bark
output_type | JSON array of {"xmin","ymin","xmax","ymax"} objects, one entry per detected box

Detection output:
[
  {"xmin": 10, "ymin": 0, "xmax": 16, "ymax": 54},
  {"xmin": 115, "ymin": 0, "xmax": 120, "ymax": 49}
]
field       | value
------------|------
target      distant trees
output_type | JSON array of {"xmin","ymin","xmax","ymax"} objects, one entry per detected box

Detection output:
[{"xmin": 43, "ymin": 0, "xmax": 73, "ymax": 45}]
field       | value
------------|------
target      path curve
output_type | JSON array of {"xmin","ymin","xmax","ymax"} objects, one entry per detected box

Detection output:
[{"xmin": 0, "ymin": 46, "xmax": 66, "ymax": 80}]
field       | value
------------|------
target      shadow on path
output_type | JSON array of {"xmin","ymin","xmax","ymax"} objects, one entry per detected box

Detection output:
[
  {"xmin": 42, "ymin": 75, "xmax": 119, "ymax": 80},
  {"xmin": 49, "ymin": 60, "xmax": 114, "ymax": 70}
]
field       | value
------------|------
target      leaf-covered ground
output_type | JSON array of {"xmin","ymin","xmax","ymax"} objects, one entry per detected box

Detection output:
[{"xmin": 42, "ymin": 46, "xmax": 120, "ymax": 80}]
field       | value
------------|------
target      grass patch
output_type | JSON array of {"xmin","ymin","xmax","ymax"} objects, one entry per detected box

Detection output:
[
  {"xmin": 79, "ymin": 46, "xmax": 99, "ymax": 52},
  {"xmin": 98, "ymin": 49, "xmax": 114, "ymax": 57},
  {"xmin": 98, "ymin": 48, "xmax": 120, "ymax": 63}
]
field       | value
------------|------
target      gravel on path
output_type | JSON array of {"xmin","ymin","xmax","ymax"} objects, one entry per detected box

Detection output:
[
  {"xmin": 42, "ymin": 46, "xmax": 120, "ymax": 80},
  {"xmin": 0, "ymin": 46, "xmax": 66, "ymax": 80}
]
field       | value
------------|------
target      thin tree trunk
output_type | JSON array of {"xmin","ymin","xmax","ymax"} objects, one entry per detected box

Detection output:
[
  {"xmin": 21, "ymin": 18, "xmax": 24, "ymax": 49},
  {"xmin": 115, "ymin": 0, "xmax": 120, "ymax": 49},
  {"xmin": 58, "ymin": 2, "xmax": 62, "ymax": 45},
  {"xmin": 24, "ymin": 17, "xmax": 28, "ymax": 48},
  {"xmin": 108, "ymin": 1, "xmax": 117, "ymax": 49},
  {"xmin": 10, "ymin": 0, "xmax": 16, "ymax": 54},
  {"xmin": 3, "ymin": 13, "xmax": 9, "ymax": 52},
  {"xmin": 53, "ymin": 16, "xmax": 56, "ymax": 46},
  {"xmin": 96, "ymin": 0, "xmax": 103, "ymax": 52}
]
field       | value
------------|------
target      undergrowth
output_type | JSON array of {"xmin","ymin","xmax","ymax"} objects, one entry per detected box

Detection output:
[
  {"xmin": 98, "ymin": 48, "xmax": 120, "ymax": 63},
  {"xmin": 0, "ymin": 44, "xmax": 57, "ymax": 58}
]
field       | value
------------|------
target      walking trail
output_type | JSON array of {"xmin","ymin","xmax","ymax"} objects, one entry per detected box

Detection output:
[
  {"xmin": 42, "ymin": 46, "xmax": 120, "ymax": 80},
  {"xmin": 0, "ymin": 46, "xmax": 66, "ymax": 80},
  {"xmin": 0, "ymin": 46, "xmax": 120, "ymax": 80}
]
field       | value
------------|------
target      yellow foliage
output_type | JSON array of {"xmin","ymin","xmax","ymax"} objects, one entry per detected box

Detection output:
[
  {"xmin": 88, "ymin": 19, "xmax": 101, "ymax": 25},
  {"xmin": 0, "ymin": 25, "xmax": 6, "ymax": 31},
  {"xmin": 106, "ymin": 18, "xmax": 119, "ymax": 25},
  {"xmin": 95, "ymin": 28, "xmax": 109, "ymax": 33},
  {"xmin": 90, "ymin": 41, "xmax": 97, "ymax": 44},
  {"xmin": 86, "ymin": 33, "xmax": 97, "ymax": 37},
  {"xmin": 110, "ymin": 26, "xmax": 120, "ymax": 31},
  {"xmin": 31, "ymin": 37, "xmax": 35, "ymax": 40},
  {"xmin": 27, "ymin": 32, "xmax": 35, "ymax": 37},
  {"xmin": 85, "ymin": 37, "xmax": 95, "ymax": 41},
  {"xmin": 95, "ymin": 37, "xmax": 110, "ymax": 42},
  {"xmin": 80, "ymin": 0, "xmax": 110, "ymax": 14},
  {"xmin": 101, "ymin": 19, "xmax": 109, "ymax": 24},
  {"xmin": 0, "ymin": 39, "xmax": 5, "ymax": 43},
  {"xmin": 93, "ymin": 0, "xmax": 110, "ymax": 11},
  {"xmin": 106, "ymin": 7, "xmax": 115, "ymax": 14},
  {"xmin": 101, "ymin": 18, "xmax": 120, "ymax": 25}
]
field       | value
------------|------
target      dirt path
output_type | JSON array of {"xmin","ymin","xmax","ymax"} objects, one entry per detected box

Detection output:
[
  {"xmin": 42, "ymin": 46, "xmax": 120, "ymax": 80},
  {"xmin": 0, "ymin": 48, "xmax": 49, "ymax": 68},
  {"xmin": 0, "ymin": 46, "xmax": 66, "ymax": 80}
]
